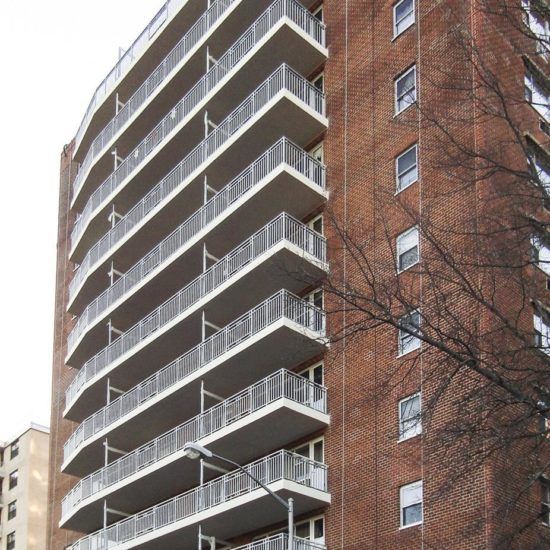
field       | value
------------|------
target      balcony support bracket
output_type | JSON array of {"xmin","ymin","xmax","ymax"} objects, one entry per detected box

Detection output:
[
  {"xmin": 203, "ymin": 244, "xmax": 220, "ymax": 272},
  {"xmin": 115, "ymin": 93, "xmax": 125, "ymax": 114},
  {"xmin": 108, "ymin": 205, "xmax": 123, "ymax": 228},
  {"xmin": 203, "ymin": 175, "xmax": 217, "ymax": 204},
  {"xmin": 198, "ymin": 525, "xmax": 234, "ymax": 549},
  {"xmin": 111, "ymin": 148, "xmax": 123, "ymax": 170},
  {"xmin": 201, "ymin": 311, "xmax": 221, "ymax": 341},
  {"xmin": 103, "ymin": 499, "xmax": 130, "ymax": 529},
  {"xmin": 200, "ymin": 380, "xmax": 224, "ymax": 413}
]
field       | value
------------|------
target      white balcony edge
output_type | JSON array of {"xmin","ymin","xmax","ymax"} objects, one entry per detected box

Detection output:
[
  {"xmin": 70, "ymin": 14, "xmax": 327, "ymax": 260},
  {"xmin": 67, "ymin": 164, "xmax": 326, "ymax": 359},
  {"xmin": 74, "ymin": 0, "xmax": 197, "ymax": 157},
  {"xmin": 71, "ymin": 0, "xmax": 242, "ymax": 208},
  {"xmin": 61, "ymin": 389, "xmax": 328, "ymax": 525},
  {"xmin": 64, "ymin": 291, "xmax": 327, "ymax": 419}
]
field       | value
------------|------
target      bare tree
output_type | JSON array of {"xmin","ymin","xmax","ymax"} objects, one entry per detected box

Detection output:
[{"xmin": 320, "ymin": 1, "xmax": 550, "ymax": 546}]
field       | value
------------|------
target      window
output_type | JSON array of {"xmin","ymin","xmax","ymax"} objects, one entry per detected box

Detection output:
[
  {"xmin": 531, "ymin": 235, "xmax": 550, "ymax": 275},
  {"xmin": 307, "ymin": 214, "xmax": 323, "ymax": 235},
  {"xmin": 400, "ymin": 481, "xmax": 423, "ymax": 527},
  {"xmin": 395, "ymin": 66, "xmax": 417, "ymax": 114},
  {"xmin": 10, "ymin": 440, "xmax": 19, "ymax": 460},
  {"xmin": 542, "ymin": 477, "xmax": 550, "ymax": 525},
  {"xmin": 294, "ymin": 437, "xmax": 324, "ymax": 462},
  {"xmin": 394, "ymin": 0, "xmax": 415, "ymax": 37},
  {"xmin": 525, "ymin": 69, "xmax": 550, "ymax": 120},
  {"xmin": 7, "ymin": 532, "xmax": 15, "ymax": 550},
  {"xmin": 396, "ymin": 226, "xmax": 419, "ymax": 271},
  {"xmin": 398, "ymin": 310, "xmax": 421, "ymax": 356},
  {"xmin": 523, "ymin": 0, "xmax": 550, "ymax": 57},
  {"xmin": 300, "ymin": 362, "xmax": 324, "ymax": 386},
  {"xmin": 313, "ymin": 5, "xmax": 323, "ymax": 22},
  {"xmin": 399, "ymin": 393, "xmax": 422, "ymax": 440},
  {"xmin": 306, "ymin": 289, "xmax": 323, "ymax": 309},
  {"xmin": 312, "ymin": 73, "xmax": 324, "ymax": 93},
  {"xmin": 310, "ymin": 142, "xmax": 324, "ymax": 164},
  {"xmin": 9, "ymin": 470, "xmax": 18, "ymax": 490},
  {"xmin": 534, "ymin": 314, "xmax": 550, "ymax": 355},
  {"xmin": 396, "ymin": 144, "xmax": 418, "ymax": 191},
  {"xmin": 295, "ymin": 516, "xmax": 325, "ymax": 544},
  {"xmin": 8, "ymin": 501, "xmax": 16, "ymax": 520}
]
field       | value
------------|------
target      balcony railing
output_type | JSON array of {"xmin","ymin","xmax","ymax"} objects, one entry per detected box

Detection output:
[
  {"xmin": 72, "ymin": 0, "xmax": 236, "ymax": 202},
  {"xmin": 68, "ymin": 137, "xmax": 325, "ymax": 318},
  {"xmin": 74, "ymin": 0, "xmax": 196, "ymax": 153},
  {"xmin": 225, "ymin": 535, "xmax": 325, "ymax": 550},
  {"xmin": 67, "ymin": 210, "xmax": 325, "ymax": 375},
  {"xmin": 66, "ymin": 289, "xmax": 326, "ymax": 414},
  {"xmin": 70, "ymin": 1, "xmax": 326, "ymax": 251},
  {"xmin": 62, "ymin": 369, "xmax": 327, "ymax": 518},
  {"xmin": 68, "ymin": 450, "xmax": 328, "ymax": 550}
]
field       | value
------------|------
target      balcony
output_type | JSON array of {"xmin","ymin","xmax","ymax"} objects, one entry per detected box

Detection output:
[
  {"xmin": 72, "ymin": 0, "xmax": 324, "ymax": 210},
  {"xmin": 70, "ymin": 5, "xmax": 327, "ymax": 262},
  {"xmin": 67, "ymin": 140, "xmax": 326, "ymax": 359},
  {"xmin": 74, "ymin": 0, "xmax": 207, "ymax": 161},
  {"xmin": 61, "ymin": 369, "xmax": 328, "ymax": 530},
  {"xmin": 65, "ymin": 290, "xmax": 326, "ymax": 427},
  {"xmin": 68, "ymin": 450, "xmax": 330, "ymax": 550},
  {"xmin": 64, "ymin": 215, "xmax": 326, "ymax": 420}
]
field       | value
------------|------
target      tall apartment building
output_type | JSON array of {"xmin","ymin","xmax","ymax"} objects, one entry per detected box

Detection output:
[
  {"xmin": 1, "ymin": 424, "xmax": 50, "ymax": 550},
  {"xmin": 48, "ymin": 1, "xmax": 549, "ymax": 549}
]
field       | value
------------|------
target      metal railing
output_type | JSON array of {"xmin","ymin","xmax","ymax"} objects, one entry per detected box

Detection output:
[
  {"xmin": 72, "ymin": 0, "xmax": 236, "ymax": 202},
  {"xmin": 65, "ymin": 289, "xmax": 325, "ymax": 413},
  {"xmin": 66, "ymin": 217, "xmax": 325, "ymax": 406},
  {"xmin": 69, "ymin": 209, "xmax": 325, "ymax": 354},
  {"xmin": 68, "ymin": 137, "xmax": 325, "ymax": 318},
  {"xmin": 62, "ymin": 369, "xmax": 327, "ymax": 517},
  {"xmin": 68, "ymin": 450, "xmax": 328, "ymax": 550},
  {"xmin": 74, "ymin": 0, "xmax": 193, "ymax": 153},
  {"xmin": 70, "ymin": 0, "xmax": 326, "ymax": 251},
  {"xmin": 229, "ymin": 535, "xmax": 325, "ymax": 550}
]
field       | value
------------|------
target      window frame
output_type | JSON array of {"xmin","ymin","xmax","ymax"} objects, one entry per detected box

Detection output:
[
  {"xmin": 399, "ymin": 392, "xmax": 422, "ymax": 441},
  {"xmin": 395, "ymin": 143, "xmax": 419, "ymax": 192},
  {"xmin": 300, "ymin": 361, "xmax": 324, "ymax": 386},
  {"xmin": 10, "ymin": 440, "xmax": 19, "ymax": 460},
  {"xmin": 293, "ymin": 436, "xmax": 325, "ymax": 463},
  {"xmin": 7, "ymin": 531, "xmax": 16, "ymax": 550},
  {"xmin": 312, "ymin": 4, "xmax": 323, "ymax": 22},
  {"xmin": 396, "ymin": 226, "xmax": 420, "ymax": 273},
  {"xmin": 400, "ymin": 480, "xmax": 423, "ymax": 528},
  {"xmin": 398, "ymin": 310, "xmax": 421, "ymax": 357},
  {"xmin": 394, "ymin": 65, "xmax": 417, "ymax": 115},
  {"xmin": 8, "ymin": 470, "xmax": 18, "ymax": 490},
  {"xmin": 534, "ymin": 313, "xmax": 550, "ymax": 355},
  {"xmin": 312, "ymin": 72, "xmax": 325, "ymax": 93},
  {"xmin": 393, "ymin": 0, "xmax": 415, "ymax": 38},
  {"xmin": 8, "ymin": 500, "xmax": 17, "ymax": 521}
]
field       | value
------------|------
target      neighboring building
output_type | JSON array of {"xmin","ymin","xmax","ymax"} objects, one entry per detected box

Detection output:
[
  {"xmin": 0, "ymin": 424, "xmax": 49, "ymax": 550},
  {"xmin": 48, "ymin": 1, "xmax": 548, "ymax": 549}
]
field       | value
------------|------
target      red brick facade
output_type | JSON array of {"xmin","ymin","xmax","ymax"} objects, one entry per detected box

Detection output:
[{"xmin": 48, "ymin": 1, "xmax": 548, "ymax": 548}]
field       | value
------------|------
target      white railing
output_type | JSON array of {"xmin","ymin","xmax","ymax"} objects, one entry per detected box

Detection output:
[
  {"xmin": 65, "ymin": 289, "xmax": 325, "ymax": 413},
  {"xmin": 68, "ymin": 450, "xmax": 328, "ymax": 550},
  {"xmin": 62, "ymin": 369, "xmax": 327, "ymax": 517},
  {"xmin": 70, "ymin": 0, "xmax": 326, "ymax": 251},
  {"xmin": 68, "ymin": 137, "xmax": 325, "ymax": 313},
  {"xmin": 66, "ymin": 214, "xmax": 325, "ymax": 405},
  {"xmin": 72, "ymin": 0, "xmax": 236, "ymax": 202},
  {"xmin": 229, "ymin": 535, "xmax": 326, "ymax": 550},
  {"xmin": 74, "ymin": 0, "xmax": 194, "ymax": 153},
  {"xmin": 68, "ymin": 146, "xmax": 325, "ymax": 351}
]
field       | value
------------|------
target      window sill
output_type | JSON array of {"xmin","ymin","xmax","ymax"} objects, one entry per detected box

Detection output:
[
  {"xmin": 392, "ymin": 22, "xmax": 415, "ymax": 42},
  {"xmin": 397, "ymin": 259, "xmax": 420, "ymax": 274},
  {"xmin": 400, "ymin": 521, "xmax": 423, "ymax": 530},
  {"xmin": 394, "ymin": 101, "xmax": 417, "ymax": 118},
  {"xmin": 395, "ymin": 178, "xmax": 419, "ymax": 195},
  {"xmin": 398, "ymin": 432, "xmax": 422, "ymax": 443}
]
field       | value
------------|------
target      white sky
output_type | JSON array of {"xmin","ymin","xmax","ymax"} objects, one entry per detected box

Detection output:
[{"xmin": 0, "ymin": 0, "xmax": 164, "ymax": 441}]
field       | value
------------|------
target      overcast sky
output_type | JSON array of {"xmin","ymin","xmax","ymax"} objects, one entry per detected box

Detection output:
[{"xmin": 0, "ymin": 0, "xmax": 164, "ymax": 441}]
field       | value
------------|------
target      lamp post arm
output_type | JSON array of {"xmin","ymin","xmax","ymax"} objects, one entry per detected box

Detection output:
[{"xmin": 210, "ymin": 451, "xmax": 290, "ymax": 511}]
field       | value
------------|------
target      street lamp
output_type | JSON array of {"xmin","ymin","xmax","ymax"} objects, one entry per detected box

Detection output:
[{"xmin": 183, "ymin": 442, "xmax": 294, "ymax": 550}]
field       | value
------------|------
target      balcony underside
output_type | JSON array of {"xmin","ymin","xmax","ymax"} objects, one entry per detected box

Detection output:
[
  {"xmin": 70, "ymin": 23, "xmax": 327, "ymax": 264},
  {"xmin": 74, "ymin": 0, "xmax": 206, "ymax": 164},
  {"xmin": 68, "ymin": 167, "xmax": 326, "ymax": 365},
  {"xmin": 61, "ymin": 400, "xmax": 329, "ymax": 532}
]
